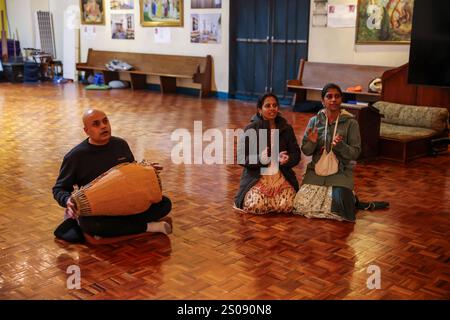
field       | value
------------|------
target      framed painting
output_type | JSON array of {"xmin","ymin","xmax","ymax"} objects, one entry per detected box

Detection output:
[
  {"xmin": 110, "ymin": 0, "xmax": 135, "ymax": 10},
  {"xmin": 140, "ymin": 0, "xmax": 183, "ymax": 27},
  {"xmin": 191, "ymin": 0, "xmax": 222, "ymax": 9},
  {"xmin": 80, "ymin": 0, "xmax": 105, "ymax": 25},
  {"xmin": 111, "ymin": 14, "xmax": 135, "ymax": 39},
  {"xmin": 191, "ymin": 13, "xmax": 221, "ymax": 43},
  {"xmin": 355, "ymin": 0, "xmax": 414, "ymax": 44}
]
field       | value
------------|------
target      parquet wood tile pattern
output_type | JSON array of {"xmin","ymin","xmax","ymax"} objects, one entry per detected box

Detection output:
[{"xmin": 0, "ymin": 83, "xmax": 449, "ymax": 300}]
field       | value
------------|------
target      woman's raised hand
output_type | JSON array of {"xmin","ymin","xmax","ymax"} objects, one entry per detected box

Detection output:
[{"xmin": 307, "ymin": 126, "xmax": 318, "ymax": 143}]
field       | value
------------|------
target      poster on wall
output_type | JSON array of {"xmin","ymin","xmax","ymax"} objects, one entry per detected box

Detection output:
[
  {"xmin": 312, "ymin": 0, "xmax": 328, "ymax": 27},
  {"xmin": 327, "ymin": 4, "xmax": 356, "ymax": 28},
  {"xmin": 154, "ymin": 27, "xmax": 171, "ymax": 43},
  {"xmin": 140, "ymin": 0, "xmax": 183, "ymax": 27},
  {"xmin": 80, "ymin": 0, "xmax": 105, "ymax": 25},
  {"xmin": 110, "ymin": 0, "xmax": 134, "ymax": 10},
  {"xmin": 84, "ymin": 25, "xmax": 97, "ymax": 40},
  {"xmin": 111, "ymin": 14, "xmax": 135, "ymax": 39},
  {"xmin": 190, "ymin": 13, "xmax": 221, "ymax": 44},
  {"xmin": 355, "ymin": 0, "xmax": 414, "ymax": 44},
  {"xmin": 191, "ymin": 0, "xmax": 222, "ymax": 9}
]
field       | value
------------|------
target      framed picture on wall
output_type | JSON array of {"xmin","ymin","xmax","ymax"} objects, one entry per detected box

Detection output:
[
  {"xmin": 80, "ymin": 0, "xmax": 105, "ymax": 25},
  {"xmin": 355, "ymin": 0, "xmax": 414, "ymax": 44},
  {"xmin": 191, "ymin": 0, "xmax": 222, "ymax": 9},
  {"xmin": 110, "ymin": 0, "xmax": 135, "ymax": 10},
  {"xmin": 190, "ymin": 13, "xmax": 221, "ymax": 43},
  {"xmin": 140, "ymin": 0, "xmax": 183, "ymax": 27},
  {"xmin": 111, "ymin": 14, "xmax": 135, "ymax": 39}
]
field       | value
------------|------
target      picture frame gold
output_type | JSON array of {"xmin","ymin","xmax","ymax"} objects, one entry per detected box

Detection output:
[
  {"xmin": 80, "ymin": 0, "xmax": 106, "ymax": 25},
  {"xmin": 140, "ymin": 0, "xmax": 183, "ymax": 27},
  {"xmin": 355, "ymin": 0, "xmax": 414, "ymax": 44}
]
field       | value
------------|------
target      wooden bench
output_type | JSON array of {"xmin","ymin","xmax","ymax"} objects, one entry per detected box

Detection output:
[
  {"xmin": 76, "ymin": 49, "xmax": 212, "ymax": 97},
  {"xmin": 286, "ymin": 59, "xmax": 391, "ymax": 105}
]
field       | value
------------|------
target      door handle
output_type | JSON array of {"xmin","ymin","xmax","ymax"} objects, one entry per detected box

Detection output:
[
  {"xmin": 250, "ymin": 38, "xmax": 270, "ymax": 43},
  {"xmin": 236, "ymin": 37, "xmax": 306, "ymax": 44},
  {"xmin": 286, "ymin": 39, "xmax": 308, "ymax": 44},
  {"xmin": 236, "ymin": 37, "xmax": 269, "ymax": 43},
  {"xmin": 270, "ymin": 37, "xmax": 308, "ymax": 44}
]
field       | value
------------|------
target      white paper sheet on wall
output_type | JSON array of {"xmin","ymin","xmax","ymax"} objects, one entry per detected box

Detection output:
[
  {"xmin": 327, "ymin": 4, "xmax": 357, "ymax": 28},
  {"xmin": 154, "ymin": 28, "xmax": 171, "ymax": 43},
  {"xmin": 84, "ymin": 26, "xmax": 97, "ymax": 40}
]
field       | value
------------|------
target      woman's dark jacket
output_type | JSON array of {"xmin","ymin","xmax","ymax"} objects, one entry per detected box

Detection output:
[{"xmin": 234, "ymin": 113, "xmax": 301, "ymax": 208}]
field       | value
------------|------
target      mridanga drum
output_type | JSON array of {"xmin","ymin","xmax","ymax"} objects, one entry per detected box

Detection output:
[{"xmin": 71, "ymin": 161, "xmax": 162, "ymax": 217}]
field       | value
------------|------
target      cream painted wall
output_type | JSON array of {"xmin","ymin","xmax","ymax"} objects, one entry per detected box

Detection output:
[
  {"xmin": 48, "ymin": 0, "xmax": 64, "ymax": 61},
  {"xmin": 6, "ymin": 0, "xmax": 35, "ymax": 50},
  {"xmin": 57, "ymin": 0, "xmax": 78, "ymax": 80},
  {"xmin": 308, "ymin": 0, "xmax": 410, "ymax": 67},
  {"xmin": 7, "ymin": 0, "xmax": 75, "ymax": 78},
  {"xmin": 7, "ymin": 0, "xmax": 62, "ymax": 58},
  {"xmin": 79, "ymin": 0, "xmax": 230, "ymax": 93},
  {"xmin": 30, "ymin": 0, "xmax": 51, "ymax": 51}
]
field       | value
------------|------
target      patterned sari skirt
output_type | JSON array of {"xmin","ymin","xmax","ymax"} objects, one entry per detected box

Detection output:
[
  {"xmin": 241, "ymin": 172, "xmax": 296, "ymax": 215},
  {"xmin": 293, "ymin": 184, "xmax": 356, "ymax": 222}
]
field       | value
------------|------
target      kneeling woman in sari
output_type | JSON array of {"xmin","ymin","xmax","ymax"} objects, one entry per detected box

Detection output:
[
  {"xmin": 234, "ymin": 93, "xmax": 301, "ymax": 214},
  {"xmin": 293, "ymin": 83, "xmax": 361, "ymax": 222}
]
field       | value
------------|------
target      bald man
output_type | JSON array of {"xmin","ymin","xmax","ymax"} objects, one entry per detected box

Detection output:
[{"xmin": 52, "ymin": 109, "xmax": 172, "ymax": 243}]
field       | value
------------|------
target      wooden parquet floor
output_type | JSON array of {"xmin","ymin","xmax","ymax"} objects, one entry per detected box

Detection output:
[{"xmin": 0, "ymin": 83, "xmax": 449, "ymax": 300}]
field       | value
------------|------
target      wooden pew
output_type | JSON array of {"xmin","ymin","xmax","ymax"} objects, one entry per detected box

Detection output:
[
  {"xmin": 76, "ymin": 49, "xmax": 213, "ymax": 97},
  {"xmin": 286, "ymin": 59, "xmax": 391, "ymax": 105}
]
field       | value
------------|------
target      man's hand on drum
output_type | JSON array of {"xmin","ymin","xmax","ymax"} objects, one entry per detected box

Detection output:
[{"xmin": 65, "ymin": 197, "xmax": 78, "ymax": 219}]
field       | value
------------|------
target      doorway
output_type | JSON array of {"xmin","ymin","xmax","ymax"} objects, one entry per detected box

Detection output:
[{"xmin": 229, "ymin": 0, "xmax": 310, "ymax": 101}]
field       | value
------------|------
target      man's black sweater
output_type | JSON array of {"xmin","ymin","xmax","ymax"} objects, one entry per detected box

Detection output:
[{"xmin": 52, "ymin": 136, "xmax": 135, "ymax": 208}]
